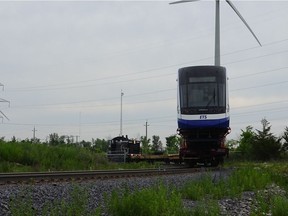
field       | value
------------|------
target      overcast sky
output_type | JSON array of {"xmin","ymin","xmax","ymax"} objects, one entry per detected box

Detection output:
[{"xmin": 1, "ymin": 0, "xmax": 288, "ymax": 143}]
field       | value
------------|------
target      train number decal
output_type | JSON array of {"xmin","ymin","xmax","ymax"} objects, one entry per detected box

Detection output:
[{"xmin": 200, "ymin": 115, "xmax": 207, "ymax": 119}]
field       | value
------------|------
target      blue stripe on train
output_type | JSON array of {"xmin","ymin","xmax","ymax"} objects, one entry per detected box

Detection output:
[{"xmin": 178, "ymin": 117, "xmax": 229, "ymax": 129}]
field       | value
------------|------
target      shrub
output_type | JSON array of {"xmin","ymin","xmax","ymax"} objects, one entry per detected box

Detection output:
[{"xmin": 237, "ymin": 119, "xmax": 282, "ymax": 161}]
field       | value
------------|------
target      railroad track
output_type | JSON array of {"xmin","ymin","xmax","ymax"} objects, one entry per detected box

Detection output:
[{"xmin": 0, "ymin": 167, "xmax": 213, "ymax": 185}]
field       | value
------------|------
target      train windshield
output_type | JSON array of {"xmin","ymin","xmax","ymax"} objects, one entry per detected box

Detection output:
[{"xmin": 179, "ymin": 73, "xmax": 226, "ymax": 114}]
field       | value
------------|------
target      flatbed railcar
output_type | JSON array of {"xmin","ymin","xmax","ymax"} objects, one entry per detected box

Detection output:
[
  {"xmin": 108, "ymin": 135, "xmax": 181, "ymax": 164},
  {"xmin": 177, "ymin": 65, "xmax": 230, "ymax": 166},
  {"xmin": 129, "ymin": 153, "xmax": 181, "ymax": 164}
]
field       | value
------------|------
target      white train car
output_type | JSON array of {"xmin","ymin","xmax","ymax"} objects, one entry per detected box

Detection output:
[{"xmin": 177, "ymin": 66, "xmax": 230, "ymax": 166}]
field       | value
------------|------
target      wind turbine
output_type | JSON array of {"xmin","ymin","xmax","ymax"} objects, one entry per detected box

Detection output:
[{"xmin": 170, "ymin": 0, "xmax": 262, "ymax": 66}]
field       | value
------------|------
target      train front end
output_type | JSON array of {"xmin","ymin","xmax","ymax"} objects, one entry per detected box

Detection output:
[{"xmin": 177, "ymin": 66, "xmax": 230, "ymax": 166}]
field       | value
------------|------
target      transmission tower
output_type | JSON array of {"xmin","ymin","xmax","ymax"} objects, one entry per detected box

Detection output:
[{"xmin": 0, "ymin": 83, "xmax": 10, "ymax": 121}]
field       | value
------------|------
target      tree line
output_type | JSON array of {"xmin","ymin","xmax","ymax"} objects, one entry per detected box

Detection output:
[
  {"xmin": 227, "ymin": 118, "xmax": 288, "ymax": 160},
  {"xmin": 2, "ymin": 117, "xmax": 287, "ymax": 161},
  {"xmin": 1, "ymin": 133, "xmax": 181, "ymax": 155}
]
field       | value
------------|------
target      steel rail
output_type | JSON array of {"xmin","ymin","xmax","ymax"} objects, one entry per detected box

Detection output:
[{"xmin": 0, "ymin": 167, "xmax": 206, "ymax": 185}]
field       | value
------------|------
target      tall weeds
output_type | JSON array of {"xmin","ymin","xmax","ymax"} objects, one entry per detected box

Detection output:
[
  {"xmin": 182, "ymin": 167, "xmax": 272, "ymax": 200},
  {"xmin": 0, "ymin": 141, "xmax": 108, "ymax": 172},
  {"xmin": 6, "ymin": 164, "xmax": 288, "ymax": 215},
  {"xmin": 106, "ymin": 184, "xmax": 188, "ymax": 216}
]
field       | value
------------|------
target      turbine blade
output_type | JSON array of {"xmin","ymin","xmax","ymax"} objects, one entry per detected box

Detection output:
[
  {"xmin": 170, "ymin": 0, "xmax": 199, "ymax": 5},
  {"xmin": 226, "ymin": 0, "xmax": 262, "ymax": 46}
]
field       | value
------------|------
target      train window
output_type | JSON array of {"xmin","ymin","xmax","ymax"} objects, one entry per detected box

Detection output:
[
  {"xmin": 179, "ymin": 76, "xmax": 226, "ymax": 114},
  {"xmin": 187, "ymin": 83, "xmax": 218, "ymax": 107},
  {"xmin": 189, "ymin": 76, "xmax": 216, "ymax": 83},
  {"xmin": 218, "ymin": 83, "xmax": 225, "ymax": 108},
  {"xmin": 180, "ymin": 85, "xmax": 188, "ymax": 107}
]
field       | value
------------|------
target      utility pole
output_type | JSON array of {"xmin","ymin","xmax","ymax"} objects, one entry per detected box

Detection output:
[
  {"xmin": 32, "ymin": 126, "xmax": 37, "ymax": 143},
  {"xmin": 75, "ymin": 135, "xmax": 79, "ymax": 144},
  {"xmin": 144, "ymin": 120, "xmax": 149, "ymax": 139},
  {"xmin": 79, "ymin": 112, "xmax": 81, "ymax": 142},
  {"xmin": 120, "ymin": 90, "xmax": 124, "ymax": 136}
]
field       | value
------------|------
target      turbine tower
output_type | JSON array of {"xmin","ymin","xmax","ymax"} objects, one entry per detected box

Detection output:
[{"xmin": 170, "ymin": 0, "xmax": 262, "ymax": 66}]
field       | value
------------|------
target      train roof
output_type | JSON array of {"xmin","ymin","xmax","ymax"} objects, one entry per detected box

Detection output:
[{"xmin": 111, "ymin": 136, "xmax": 129, "ymax": 142}]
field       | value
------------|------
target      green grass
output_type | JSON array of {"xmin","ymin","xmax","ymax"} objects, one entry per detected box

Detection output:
[
  {"xmin": 0, "ymin": 141, "xmax": 107, "ymax": 171},
  {"xmin": 181, "ymin": 175, "xmax": 224, "ymax": 200},
  {"xmin": 106, "ymin": 164, "xmax": 286, "ymax": 216},
  {"xmin": 41, "ymin": 185, "xmax": 99, "ymax": 216},
  {"xmin": 9, "ymin": 185, "xmax": 102, "ymax": 216},
  {"xmin": 190, "ymin": 199, "xmax": 220, "ymax": 216},
  {"xmin": 106, "ymin": 184, "xmax": 189, "ymax": 216},
  {"xmin": 271, "ymin": 196, "xmax": 288, "ymax": 216},
  {"xmin": 0, "ymin": 141, "xmax": 156, "ymax": 172},
  {"xmin": 10, "ymin": 190, "xmax": 36, "ymax": 216},
  {"xmin": 7, "ymin": 163, "xmax": 288, "ymax": 215},
  {"xmin": 181, "ymin": 167, "xmax": 271, "ymax": 201},
  {"xmin": 4, "ymin": 146, "xmax": 288, "ymax": 216},
  {"xmin": 251, "ymin": 192, "xmax": 288, "ymax": 216}
]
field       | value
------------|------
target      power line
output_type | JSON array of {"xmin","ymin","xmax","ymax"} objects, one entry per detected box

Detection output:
[
  {"xmin": 232, "ymin": 106, "xmax": 288, "ymax": 117},
  {"xmin": 6, "ymin": 37, "xmax": 288, "ymax": 92},
  {"xmin": 230, "ymin": 66, "xmax": 288, "ymax": 80},
  {"xmin": 5, "ymin": 81, "xmax": 288, "ymax": 110},
  {"xmin": 224, "ymin": 49, "xmax": 288, "ymax": 66},
  {"xmin": 4, "ymin": 59, "xmax": 288, "ymax": 110},
  {"xmin": 231, "ymin": 80, "xmax": 288, "ymax": 92},
  {"xmin": 4, "ymin": 101, "xmax": 287, "ymax": 129},
  {"xmin": 232, "ymin": 99, "xmax": 288, "ymax": 110},
  {"xmin": 6, "ymin": 74, "xmax": 288, "ymax": 109}
]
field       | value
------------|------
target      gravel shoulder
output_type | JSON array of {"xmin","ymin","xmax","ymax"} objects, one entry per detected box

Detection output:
[{"xmin": 0, "ymin": 167, "xmax": 285, "ymax": 215}]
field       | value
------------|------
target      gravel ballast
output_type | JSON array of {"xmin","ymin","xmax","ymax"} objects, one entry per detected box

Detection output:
[{"xmin": 0, "ymin": 168, "xmax": 285, "ymax": 215}]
